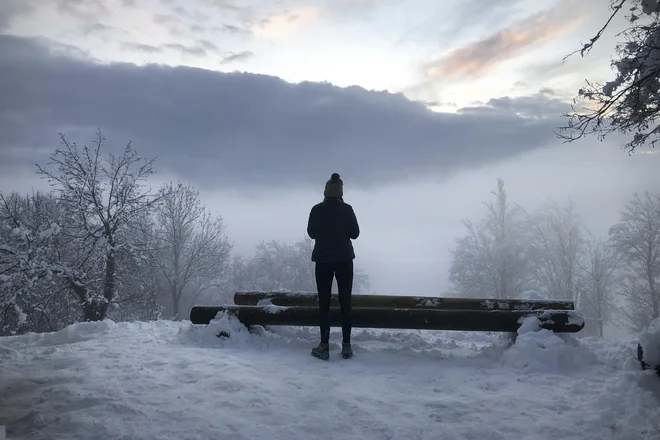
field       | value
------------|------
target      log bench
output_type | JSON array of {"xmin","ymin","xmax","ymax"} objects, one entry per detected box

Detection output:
[{"xmin": 189, "ymin": 291, "xmax": 585, "ymax": 333}]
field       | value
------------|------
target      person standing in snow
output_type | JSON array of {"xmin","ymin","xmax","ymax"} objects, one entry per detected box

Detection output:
[{"xmin": 306, "ymin": 173, "xmax": 360, "ymax": 360}]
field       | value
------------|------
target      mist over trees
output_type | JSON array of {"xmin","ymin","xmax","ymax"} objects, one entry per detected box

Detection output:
[
  {"xmin": 0, "ymin": 132, "xmax": 371, "ymax": 336},
  {"xmin": 448, "ymin": 179, "xmax": 660, "ymax": 336},
  {"xmin": 2, "ymin": 132, "xmax": 656, "ymax": 339},
  {"xmin": 448, "ymin": 179, "xmax": 530, "ymax": 300}
]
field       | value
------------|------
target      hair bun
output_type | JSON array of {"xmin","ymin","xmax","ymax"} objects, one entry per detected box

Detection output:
[{"xmin": 331, "ymin": 173, "xmax": 340, "ymax": 181}]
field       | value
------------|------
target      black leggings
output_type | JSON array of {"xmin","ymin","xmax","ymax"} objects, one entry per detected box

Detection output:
[{"xmin": 315, "ymin": 261, "xmax": 353, "ymax": 344}]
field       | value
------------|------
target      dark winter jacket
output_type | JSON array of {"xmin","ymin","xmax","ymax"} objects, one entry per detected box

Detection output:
[{"xmin": 307, "ymin": 198, "xmax": 360, "ymax": 263}]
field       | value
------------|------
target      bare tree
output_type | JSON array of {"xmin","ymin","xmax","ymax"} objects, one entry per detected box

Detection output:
[
  {"xmin": 449, "ymin": 179, "xmax": 531, "ymax": 299},
  {"xmin": 151, "ymin": 182, "xmax": 232, "ymax": 319},
  {"xmin": 609, "ymin": 191, "xmax": 660, "ymax": 332},
  {"xmin": 525, "ymin": 199, "xmax": 585, "ymax": 302},
  {"xmin": 558, "ymin": 0, "xmax": 660, "ymax": 152},
  {"xmin": 35, "ymin": 131, "xmax": 161, "ymax": 321},
  {"xmin": 104, "ymin": 212, "xmax": 165, "ymax": 322},
  {"xmin": 576, "ymin": 236, "xmax": 623, "ymax": 337}
]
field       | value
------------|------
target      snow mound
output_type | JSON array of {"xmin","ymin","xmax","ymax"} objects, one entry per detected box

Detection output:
[
  {"xmin": 6, "ymin": 320, "xmax": 116, "ymax": 347},
  {"xmin": 501, "ymin": 316, "xmax": 599, "ymax": 373},
  {"xmin": 580, "ymin": 337, "xmax": 639, "ymax": 370},
  {"xmin": 640, "ymin": 317, "xmax": 660, "ymax": 366},
  {"xmin": 41, "ymin": 320, "xmax": 116, "ymax": 346},
  {"xmin": 256, "ymin": 298, "xmax": 289, "ymax": 314},
  {"xmin": 522, "ymin": 290, "xmax": 546, "ymax": 300},
  {"xmin": 181, "ymin": 311, "xmax": 256, "ymax": 347}
]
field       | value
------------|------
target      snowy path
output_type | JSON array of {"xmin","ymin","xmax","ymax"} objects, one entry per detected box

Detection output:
[{"xmin": 1, "ymin": 317, "xmax": 659, "ymax": 440}]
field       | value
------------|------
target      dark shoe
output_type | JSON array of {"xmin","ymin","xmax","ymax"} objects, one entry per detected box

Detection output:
[
  {"xmin": 341, "ymin": 342, "xmax": 353, "ymax": 359},
  {"xmin": 311, "ymin": 343, "xmax": 330, "ymax": 360}
]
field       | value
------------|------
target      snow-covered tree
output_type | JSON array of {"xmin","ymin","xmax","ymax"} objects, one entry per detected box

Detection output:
[
  {"xmin": 525, "ymin": 199, "xmax": 586, "ymax": 302},
  {"xmin": 559, "ymin": 0, "xmax": 660, "ymax": 152},
  {"xmin": 576, "ymin": 237, "xmax": 622, "ymax": 337},
  {"xmin": 448, "ymin": 179, "xmax": 531, "ymax": 299},
  {"xmin": 609, "ymin": 191, "xmax": 660, "ymax": 331},
  {"xmin": 0, "ymin": 191, "xmax": 71, "ymax": 334},
  {"xmin": 150, "ymin": 182, "xmax": 232, "ymax": 319},
  {"xmin": 35, "ymin": 131, "xmax": 161, "ymax": 322}
]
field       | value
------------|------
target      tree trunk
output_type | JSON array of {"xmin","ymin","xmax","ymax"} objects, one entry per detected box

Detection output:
[
  {"xmin": 172, "ymin": 294, "xmax": 180, "ymax": 320},
  {"xmin": 648, "ymin": 264, "xmax": 659, "ymax": 320},
  {"xmin": 102, "ymin": 235, "xmax": 116, "ymax": 309},
  {"xmin": 170, "ymin": 285, "xmax": 181, "ymax": 320},
  {"xmin": 69, "ymin": 280, "xmax": 107, "ymax": 322},
  {"xmin": 83, "ymin": 298, "xmax": 109, "ymax": 322}
]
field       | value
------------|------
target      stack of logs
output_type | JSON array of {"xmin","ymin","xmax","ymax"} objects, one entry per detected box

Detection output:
[{"xmin": 189, "ymin": 291, "xmax": 585, "ymax": 333}]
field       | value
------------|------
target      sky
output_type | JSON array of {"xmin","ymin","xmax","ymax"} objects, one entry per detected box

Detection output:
[{"xmin": 1, "ymin": 0, "xmax": 659, "ymax": 330}]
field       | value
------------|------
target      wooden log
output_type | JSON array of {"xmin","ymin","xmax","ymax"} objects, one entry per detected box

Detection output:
[
  {"xmin": 233, "ymin": 291, "xmax": 575, "ymax": 311},
  {"xmin": 189, "ymin": 305, "xmax": 585, "ymax": 333}
]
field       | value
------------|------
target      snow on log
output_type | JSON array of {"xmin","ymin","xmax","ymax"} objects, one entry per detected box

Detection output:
[
  {"xmin": 233, "ymin": 291, "xmax": 575, "ymax": 311},
  {"xmin": 189, "ymin": 305, "xmax": 585, "ymax": 333}
]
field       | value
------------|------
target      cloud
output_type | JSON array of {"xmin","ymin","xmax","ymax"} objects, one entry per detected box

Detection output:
[
  {"xmin": 161, "ymin": 42, "xmax": 207, "ymax": 56},
  {"xmin": 0, "ymin": 0, "xmax": 35, "ymax": 30},
  {"xmin": 120, "ymin": 39, "xmax": 250, "ymax": 62},
  {"xmin": 0, "ymin": 35, "xmax": 566, "ymax": 191},
  {"xmin": 201, "ymin": 0, "xmax": 255, "ymax": 29},
  {"xmin": 456, "ymin": 89, "xmax": 572, "ymax": 120},
  {"xmin": 52, "ymin": 0, "xmax": 111, "ymax": 20},
  {"xmin": 153, "ymin": 13, "xmax": 176, "ymax": 25},
  {"xmin": 439, "ymin": 0, "xmax": 530, "ymax": 39},
  {"xmin": 220, "ymin": 51, "xmax": 254, "ymax": 63},
  {"xmin": 252, "ymin": 6, "xmax": 320, "ymax": 41},
  {"xmin": 121, "ymin": 42, "xmax": 163, "ymax": 54},
  {"xmin": 422, "ymin": 2, "xmax": 583, "ymax": 81},
  {"xmin": 78, "ymin": 22, "xmax": 117, "ymax": 37},
  {"xmin": 221, "ymin": 24, "xmax": 251, "ymax": 35}
]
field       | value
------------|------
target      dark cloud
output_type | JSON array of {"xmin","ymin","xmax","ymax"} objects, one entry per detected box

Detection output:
[
  {"xmin": 0, "ymin": 35, "xmax": 565, "ymax": 190},
  {"xmin": 460, "ymin": 90, "xmax": 572, "ymax": 119}
]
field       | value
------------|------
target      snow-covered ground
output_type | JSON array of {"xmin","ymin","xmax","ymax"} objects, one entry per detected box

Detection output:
[{"xmin": 1, "ymin": 314, "xmax": 659, "ymax": 440}]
